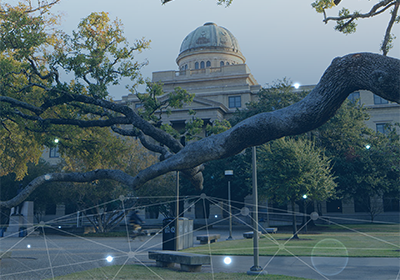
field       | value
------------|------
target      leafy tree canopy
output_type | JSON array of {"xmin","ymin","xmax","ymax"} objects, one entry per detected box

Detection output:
[{"xmin": 0, "ymin": 1, "xmax": 399, "ymax": 210}]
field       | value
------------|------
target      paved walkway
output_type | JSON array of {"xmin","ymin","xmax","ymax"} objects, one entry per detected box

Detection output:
[{"xmin": 0, "ymin": 226, "xmax": 398, "ymax": 279}]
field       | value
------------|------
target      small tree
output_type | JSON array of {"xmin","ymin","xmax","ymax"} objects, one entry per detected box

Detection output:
[{"xmin": 258, "ymin": 138, "xmax": 336, "ymax": 239}]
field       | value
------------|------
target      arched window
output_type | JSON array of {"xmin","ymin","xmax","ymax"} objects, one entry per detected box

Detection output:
[
  {"xmin": 206, "ymin": 61, "xmax": 211, "ymax": 67},
  {"xmin": 185, "ymin": 64, "xmax": 188, "ymax": 70},
  {"xmin": 226, "ymin": 62, "xmax": 230, "ymax": 65},
  {"xmin": 200, "ymin": 61, "xmax": 205, "ymax": 69},
  {"xmin": 220, "ymin": 61, "xmax": 224, "ymax": 67},
  {"xmin": 195, "ymin": 62, "xmax": 199, "ymax": 69}
]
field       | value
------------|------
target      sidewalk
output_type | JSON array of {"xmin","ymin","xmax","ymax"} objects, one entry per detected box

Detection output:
[{"xmin": 0, "ymin": 226, "xmax": 398, "ymax": 280}]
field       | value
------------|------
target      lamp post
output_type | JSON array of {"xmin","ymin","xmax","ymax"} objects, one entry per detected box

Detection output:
[
  {"xmin": 175, "ymin": 171, "xmax": 180, "ymax": 251},
  {"xmin": 247, "ymin": 146, "xmax": 267, "ymax": 275},
  {"xmin": 225, "ymin": 170, "xmax": 233, "ymax": 240},
  {"xmin": 303, "ymin": 194, "xmax": 307, "ymax": 233}
]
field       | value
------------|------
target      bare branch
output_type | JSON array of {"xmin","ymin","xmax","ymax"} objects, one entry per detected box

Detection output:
[
  {"xmin": 0, "ymin": 96, "xmax": 43, "ymax": 115},
  {"xmin": 381, "ymin": 2, "xmax": 399, "ymax": 55},
  {"xmin": 324, "ymin": 0, "xmax": 396, "ymax": 23},
  {"xmin": 129, "ymin": 53, "xmax": 400, "ymax": 187}
]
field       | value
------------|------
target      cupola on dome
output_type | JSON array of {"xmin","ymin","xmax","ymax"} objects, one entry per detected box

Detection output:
[
  {"xmin": 179, "ymin": 22, "xmax": 241, "ymax": 54},
  {"xmin": 176, "ymin": 22, "xmax": 245, "ymax": 70}
]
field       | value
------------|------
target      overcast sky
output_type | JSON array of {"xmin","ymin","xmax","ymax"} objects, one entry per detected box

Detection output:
[{"xmin": 54, "ymin": 0, "xmax": 400, "ymax": 100}]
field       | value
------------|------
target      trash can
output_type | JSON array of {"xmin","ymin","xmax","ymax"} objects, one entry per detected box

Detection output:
[
  {"xmin": 183, "ymin": 219, "xmax": 194, "ymax": 249},
  {"xmin": 162, "ymin": 218, "xmax": 176, "ymax": 250},
  {"xmin": 177, "ymin": 218, "xmax": 186, "ymax": 250}
]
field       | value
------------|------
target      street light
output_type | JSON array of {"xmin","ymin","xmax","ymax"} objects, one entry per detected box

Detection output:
[
  {"xmin": 303, "ymin": 194, "xmax": 307, "ymax": 233},
  {"xmin": 225, "ymin": 170, "xmax": 233, "ymax": 240},
  {"xmin": 247, "ymin": 146, "xmax": 267, "ymax": 275},
  {"xmin": 175, "ymin": 171, "xmax": 180, "ymax": 251}
]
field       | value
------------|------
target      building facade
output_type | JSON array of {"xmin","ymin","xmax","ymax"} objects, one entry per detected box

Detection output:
[
  {"xmin": 120, "ymin": 22, "xmax": 400, "ymax": 223},
  {"xmin": 121, "ymin": 22, "xmax": 261, "ymax": 132}
]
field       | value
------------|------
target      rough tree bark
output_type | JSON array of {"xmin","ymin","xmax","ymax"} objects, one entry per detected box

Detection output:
[{"xmin": 1, "ymin": 52, "xmax": 399, "ymax": 208}]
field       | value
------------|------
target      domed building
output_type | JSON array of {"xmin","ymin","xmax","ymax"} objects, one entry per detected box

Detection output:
[
  {"xmin": 121, "ymin": 22, "xmax": 261, "ymax": 133},
  {"xmin": 177, "ymin": 22, "xmax": 245, "ymax": 70}
]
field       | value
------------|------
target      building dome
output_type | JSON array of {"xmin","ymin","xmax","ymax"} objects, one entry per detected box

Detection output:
[
  {"xmin": 179, "ymin": 22, "xmax": 241, "ymax": 54},
  {"xmin": 176, "ymin": 22, "xmax": 245, "ymax": 70}
]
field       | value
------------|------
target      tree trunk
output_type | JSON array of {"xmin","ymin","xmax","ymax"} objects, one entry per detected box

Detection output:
[{"xmin": 291, "ymin": 200, "xmax": 299, "ymax": 239}]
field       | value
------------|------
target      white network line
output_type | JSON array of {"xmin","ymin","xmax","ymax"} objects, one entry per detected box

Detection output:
[{"xmin": 0, "ymin": 194, "xmax": 399, "ymax": 280}]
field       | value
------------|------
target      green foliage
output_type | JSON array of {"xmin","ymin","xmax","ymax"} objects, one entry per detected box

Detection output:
[
  {"xmin": 136, "ymin": 82, "xmax": 194, "ymax": 123},
  {"xmin": 311, "ymin": 0, "xmax": 336, "ymax": 13},
  {"xmin": 181, "ymin": 152, "xmax": 252, "ymax": 207},
  {"xmin": 54, "ymin": 12, "xmax": 150, "ymax": 98},
  {"xmin": 311, "ymin": 99, "xmax": 372, "ymax": 156},
  {"xmin": 206, "ymin": 119, "xmax": 232, "ymax": 135},
  {"xmin": 381, "ymin": 33, "xmax": 396, "ymax": 55},
  {"xmin": 230, "ymin": 78, "xmax": 308, "ymax": 126},
  {"xmin": 62, "ymin": 139, "xmax": 170, "ymax": 232},
  {"xmin": 217, "ymin": 0, "xmax": 233, "ymax": 7},
  {"xmin": 0, "ymin": 6, "xmax": 150, "ymax": 181},
  {"xmin": 258, "ymin": 138, "xmax": 336, "ymax": 204},
  {"xmin": 335, "ymin": 8, "xmax": 358, "ymax": 34}
]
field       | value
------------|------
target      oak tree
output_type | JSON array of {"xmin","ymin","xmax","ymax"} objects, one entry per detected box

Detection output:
[{"xmin": 0, "ymin": 1, "xmax": 399, "ymax": 211}]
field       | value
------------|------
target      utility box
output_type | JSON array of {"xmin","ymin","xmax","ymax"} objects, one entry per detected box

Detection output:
[{"xmin": 162, "ymin": 218, "xmax": 193, "ymax": 250}]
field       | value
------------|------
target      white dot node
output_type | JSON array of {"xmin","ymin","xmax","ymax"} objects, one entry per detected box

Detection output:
[
  {"xmin": 310, "ymin": 212, "xmax": 319, "ymax": 221},
  {"xmin": 223, "ymin": 257, "xmax": 232, "ymax": 265},
  {"xmin": 240, "ymin": 207, "xmax": 250, "ymax": 216},
  {"xmin": 200, "ymin": 193, "xmax": 207, "ymax": 199}
]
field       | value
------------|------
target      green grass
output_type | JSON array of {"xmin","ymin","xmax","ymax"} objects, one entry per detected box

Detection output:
[
  {"xmin": 183, "ymin": 224, "xmax": 400, "ymax": 258},
  {"xmin": 52, "ymin": 265, "xmax": 311, "ymax": 279}
]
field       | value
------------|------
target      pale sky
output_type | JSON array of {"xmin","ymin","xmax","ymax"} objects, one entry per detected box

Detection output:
[{"xmin": 54, "ymin": 0, "xmax": 400, "ymax": 100}]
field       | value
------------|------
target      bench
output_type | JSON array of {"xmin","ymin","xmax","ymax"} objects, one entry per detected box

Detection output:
[
  {"xmin": 196, "ymin": 234, "xmax": 220, "ymax": 244},
  {"xmin": 148, "ymin": 250, "xmax": 210, "ymax": 272},
  {"xmin": 243, "ymin": 228, "xmax": 277, "ymax": 239}
]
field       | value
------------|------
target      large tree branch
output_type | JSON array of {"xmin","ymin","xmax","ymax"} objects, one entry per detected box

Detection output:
[
  {"xmin": 0, "ymin": 169, "xmax": 135, "ymax": 208},
  {"xmin": 129, "ymin": 53, "xmax": 400, "ymax": 186},
  {"xmin": 2, "ymin": 53, "xmax": 399, "ymax": 208}
]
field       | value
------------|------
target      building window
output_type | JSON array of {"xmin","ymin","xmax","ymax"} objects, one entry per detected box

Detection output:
[
  {"xmin": 220, "ymin": 61, "xmax": 224, "ymax": 67},
  {"xmin": 226, "ymin": 62, "xmax": 230, "ymax": 65},
  {"xmin": 376, "ymin": 123, "xmax": 389, "ymax": 134},
  {"xmin": 135, "ymin": 103, "xmax": 143, "ymax": 109},
  {"xmin": 374, "ymin": 94, "xmax": 389, "ymax": 105},
  {"xmin": 200, "ymin": 61, "xmax": 205, "ymax": 69},
  {"xmin": 348, "ymin": 92, "xmax": 360, "ymax": 104},
  {"xmin": 195, "ymin": 62, "xmax": 199, "ymax": 69},
  {"xmin": 185, "ymin": 64, "xmax": 188, "ymax": 70},
  {"xmin": 229, "ymin": 96, "xmax": 241, "ymax": 108},
  {"xmin": 49, "ymin": 147, "xmax": 60, "ymax": 158},
  {"xmin": 206, "ymin": 61, "xmax": 211, "ymax": 67}
]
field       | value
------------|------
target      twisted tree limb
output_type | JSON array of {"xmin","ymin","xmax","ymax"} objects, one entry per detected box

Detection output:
[
  {"xmin": 129, "ymin": 53, "xmax": 400, "ymax": 186},
  {"xmin": 1, "ymin": 52, "xmax": 399, "ymax": 208}
]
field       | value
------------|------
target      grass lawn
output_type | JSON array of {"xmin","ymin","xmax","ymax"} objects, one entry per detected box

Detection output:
[
  {"xmin": 52, "ymin": 265, "xmax": 311, "ymax": 280},
  {"xmin": 183, "ymin": 224, "xmax": 400, "ymax": 258}
]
